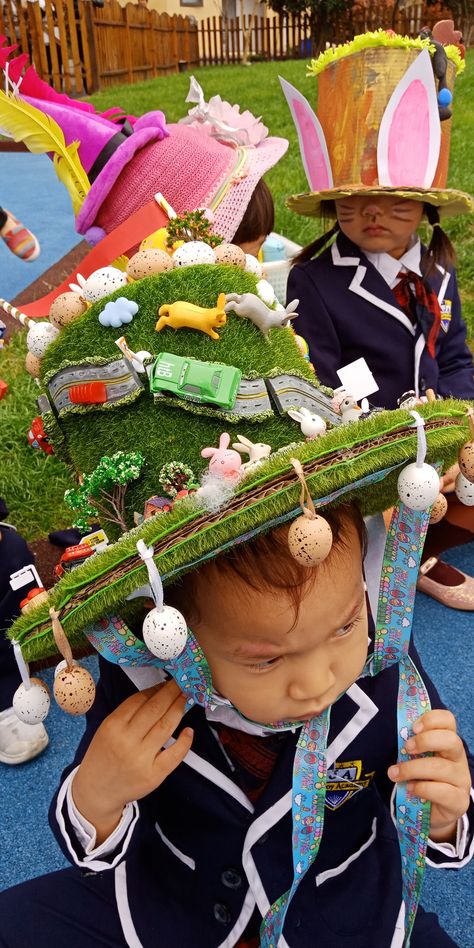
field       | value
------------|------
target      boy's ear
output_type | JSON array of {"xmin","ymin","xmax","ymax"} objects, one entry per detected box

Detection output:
[
  {"xmin": 279, "ymin": 76, "xmax": 333, "ymax": 192},
  {"xmin": 377, "ymin": 48, "xmax": 441, "ymax": 189}
]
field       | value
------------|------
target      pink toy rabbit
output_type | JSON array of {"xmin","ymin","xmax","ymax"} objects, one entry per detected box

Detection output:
[{"xmin": 201, "ymin": 433, "xmax": 242, "ymax": 480}]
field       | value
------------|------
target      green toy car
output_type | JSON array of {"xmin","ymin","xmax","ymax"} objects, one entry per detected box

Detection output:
[{"xmin": 149, "ymin": 352, "xmax": 242, "ymax": 411}]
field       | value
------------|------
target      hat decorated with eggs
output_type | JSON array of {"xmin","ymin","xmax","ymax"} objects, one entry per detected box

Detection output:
[
  {"xmin": 281, "ymin": 25, "xmax": 473, "ymax": 218},
  {"xmin": 6, "ymin": 213, "xmax": 474, "ymax": 948},
  {"xmin": 0, "ymin": 47, "xmax": 287, "ymax": 244}
]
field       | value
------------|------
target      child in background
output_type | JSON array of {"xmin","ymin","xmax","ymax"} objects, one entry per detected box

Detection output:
[{"xmin": 283, "ymin": 30, "xmax": 474, "ymax": 610}]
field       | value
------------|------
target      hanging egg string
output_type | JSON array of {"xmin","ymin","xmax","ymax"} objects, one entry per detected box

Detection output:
[
  {"xmin": 397, "ymin": 410, "xmax": 441, "ymax": 511},
  {"xmin": 287, "ymin": 458, "xmax": 333, "ymax": 567},
  {"xmin": 49, "ymin": 608, "xmax": 96, "ymax": 715},
  {"xmin": 11, "ymin": 640, "xmax": 51, "ymax": 724},
  {"xmin": 136, "ymin": 540, "xmax": 188, "ymax": 660}
]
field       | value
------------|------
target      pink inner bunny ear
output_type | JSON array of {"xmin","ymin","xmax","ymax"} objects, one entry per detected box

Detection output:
[
  {"xmin": 279, "ymin": 77, "xmax": 333, "ymax": 191},
  {"xmin": 377, "ymin": 48, "xmax": 441, "ymax": 188},
  {"xmin": 219, "ymin": 433, "xmax": 231, "ymax": 449}
]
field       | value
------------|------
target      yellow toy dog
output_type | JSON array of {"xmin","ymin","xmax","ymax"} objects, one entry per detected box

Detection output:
[{"xmin": 156, "ymin": 293, "xmax": 227, "ymax": 340}]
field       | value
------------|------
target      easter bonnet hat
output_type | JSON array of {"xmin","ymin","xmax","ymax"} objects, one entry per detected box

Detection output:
[
  {"xmin": 281, "ymin": 23, "xmax": 473, "ymax": 218},
  {"xmin": 0, "ymin": 43, "xmax": 287, "ymax": 244},
  {"xmin": 5, "ymin": 211, "xmax": 474, "ymax": 946}
]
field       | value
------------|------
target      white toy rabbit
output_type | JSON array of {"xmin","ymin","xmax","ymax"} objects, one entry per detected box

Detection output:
[
  {"xmin": 232, "ymin": 434, "xmax": 272, "ymax": 470},
  {"xmin": 287, "ymin": 407, "xmax": 326, "ymax": 439}
]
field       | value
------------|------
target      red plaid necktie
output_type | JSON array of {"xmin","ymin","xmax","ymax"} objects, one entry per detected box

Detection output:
[{"xmin": 392, "ymin": 271, "xmax": 442, "ymax": 357}]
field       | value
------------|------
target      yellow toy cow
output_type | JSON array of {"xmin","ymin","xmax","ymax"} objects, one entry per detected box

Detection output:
[{"xmin": 156, "ymin": 293, "xmax": 227, "ymax": 340}]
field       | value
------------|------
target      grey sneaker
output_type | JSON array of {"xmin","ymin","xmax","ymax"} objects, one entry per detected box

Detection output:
[{"xmin": 0, "ymin": 706, "xmax": 49, "ymax": 765}]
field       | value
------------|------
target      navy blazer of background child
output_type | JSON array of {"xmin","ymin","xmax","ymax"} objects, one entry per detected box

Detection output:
[
  {"xmin": 49, "ymin": 639, "xmax": 474, "ymax": 948},
  {"xmin": 287, "ymin": 234, "xmax": 474, "ymax": 409}
]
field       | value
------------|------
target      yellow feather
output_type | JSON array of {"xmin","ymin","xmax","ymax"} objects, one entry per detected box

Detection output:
[{"xmin": 0, "ymin": 91, "xmax": 90, "ymax": 212}]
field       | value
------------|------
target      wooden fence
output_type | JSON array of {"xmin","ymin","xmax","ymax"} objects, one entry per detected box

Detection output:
[{"xmin": 0, "ymin": 0, "xmax": 466, "ymax": 94}]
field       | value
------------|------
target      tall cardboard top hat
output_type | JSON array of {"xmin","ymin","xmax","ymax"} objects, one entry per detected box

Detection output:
[
  {"xmin": 0, "ymin": 47, "xmax": 287, "ymax": 243},
  {"xmin": 281, "ymin": 28, "xmax": 473, "ymax": 218}
]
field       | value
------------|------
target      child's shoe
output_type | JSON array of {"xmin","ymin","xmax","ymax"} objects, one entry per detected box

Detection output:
[
  {"xmin": 0, "ymin": 706, "xmax": 49, "ymax": 764},
  {"xmin": 417, "ymin": 556, "xmax": 474, "ymax": 610},
  {"xmin": 0, "ymin": 210, "xmax": 40, "ymax": 261}
]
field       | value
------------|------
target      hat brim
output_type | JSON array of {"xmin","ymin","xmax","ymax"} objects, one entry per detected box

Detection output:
[
  {"xmin": 12, "ymin": 400, "xmax": 469, "ymax": 663},
  {"xmin": 287, "ymin": 186, "xmax": 474, "ymax": 218}
]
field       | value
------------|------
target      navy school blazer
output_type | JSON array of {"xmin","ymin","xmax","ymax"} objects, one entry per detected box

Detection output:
[
  {"xmin": 50, "ymin": 642, "xmax": 474, "ymax": 948},
  {"xmin": 286, "ymin": 234, "xmax": 474, "ymax": 409}
]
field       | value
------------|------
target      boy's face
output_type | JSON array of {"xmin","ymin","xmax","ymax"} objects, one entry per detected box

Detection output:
[
  {"xmin": 191, "ymin": 523, "xmax": 368, "ymax": 725},
  {"xmin": 335, "ymin": 195, "xmax": 424, "ymax": 259}
]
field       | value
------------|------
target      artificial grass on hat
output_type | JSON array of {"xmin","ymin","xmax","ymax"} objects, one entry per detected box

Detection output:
[{"xmin": 8, "ymin": 259, "xmax": 471, "ymax": 662}]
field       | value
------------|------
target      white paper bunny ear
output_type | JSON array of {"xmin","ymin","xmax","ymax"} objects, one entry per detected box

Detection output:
[
  {"xmin": 279, "ymin": 77, "xmax": 333, "ymax": 191},
  {"xmin": 377, "ymin": 48, "xmax": 441, "ymax": 189}
]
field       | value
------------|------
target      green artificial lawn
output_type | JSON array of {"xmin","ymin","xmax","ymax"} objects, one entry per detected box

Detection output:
[{"xmin": 1, "ymin": 54, "xmax": 473, "ymax": 541}]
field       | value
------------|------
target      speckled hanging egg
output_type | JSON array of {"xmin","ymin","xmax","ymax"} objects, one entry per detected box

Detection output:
[
  {"xmin": 127, "ymin": 249, "xmax": 174, "ymax": 280},
  {"xmin": 13, "ymin": 678, "xmax": 50, "ymax": 724},
  {"xmin": 25, "ymin": 351, "xmax": 42, "ymax": 378},
  {"xmin": 429, "ymin": 493, "xmax": 448, "ymax": 524},
  {"xmin": 81, "ymin": 267, "xmax": 129, "ymax": 303},
  {"xmin": 214, "ymin": 243, "xmax": 246, "ymax": 268},
  {"xmin": 49, "ymin": 292, "xmax": 88, "ymax": 329},
  {"xmin": 458, "ymin": 440, "xmax": 474, "ymax": 483},
  {"xmin": 455, "ymin": 472, "xmax": 474, "ymax": 506},
  {"xmin": 172, "ymin": 242, "xmax": 216, "ymax": 268},
  {"xmin": 53, "ymin": 663, "xmax": 96, "ymax": 715},
  {"xmin": 26, "ymin": 322, "xmax": 60, "ymax": 358},
  {"xmin": 288, "ymin": 514, "xmax": 333, "ymax": 567},
  {"xmin": 143, "ymin": 605, "xmax": 188, "ymax": 660},
  {"xmin": 397, "ymin": 463, "xmax": 440, "ymax": 510}
]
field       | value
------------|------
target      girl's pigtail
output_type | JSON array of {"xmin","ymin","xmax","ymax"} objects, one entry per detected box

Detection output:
[
  {"xmin": 293, "ymin": 221, "xmax": 340, "ymax": 265},
  {"xmin": 422, "ymin": 204, "xmax": 456, "ymax": 278}
]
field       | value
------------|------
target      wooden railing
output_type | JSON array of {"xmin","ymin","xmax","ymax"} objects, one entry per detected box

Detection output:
[{"xmin": 0, "ymin": 0, "xmax": 464, "ymax": 94}]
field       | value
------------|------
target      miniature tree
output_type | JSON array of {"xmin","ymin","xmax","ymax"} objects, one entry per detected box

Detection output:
[
  {"xmin": 166, "ymin": 210, "xmax": 224, "ymax": 249},
  {"xmin": 65, "ymin": 451, "xmax": 145, "ymax": 533},
  {"xmin": 158, "ymin": 461, "xmax": 198, "ymax": 499}
]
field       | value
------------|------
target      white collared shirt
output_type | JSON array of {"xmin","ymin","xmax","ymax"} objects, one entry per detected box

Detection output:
[{"xmin": 365, "ymin": 239, "xmax": 422, "ymax": 289}]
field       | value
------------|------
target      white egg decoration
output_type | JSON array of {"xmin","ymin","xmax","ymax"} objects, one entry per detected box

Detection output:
[
  {"xmin": 172, "ymin": 242, "xmax": 216, "ymax": 268},
  {"xmin": 454, "ymin": 471, "xmax": 474, "ymax": 506},
  {"xmin": 13, "ymin": 677, "xmax": 50, "ymax": 724},
  {"xmin": 256, "ymin": 278, "xmax": 276, "ymax": 307},
  {"xmin": 54, "ymin": 663, "xmax": 96, "ymax": 715},
  {"xmin": 26, "ymin": 322, "xmax": 60, "ymax": 358},
  {"xmin": 288, "ymin": 515, "xmax": 333, "ymax": 567},
  {"xmin": 79, "ymin": 267, "xmax": 129, "ymax": 303},
  {"xmin": 244, "ymin": 254, "xmax": 263, "ymax": 277},
  {"xmin": 397, "ymin": 463, "xmax": 440, "ymax": 510},
  {"xmin": 143, "ymin": 605, "xmax": 188, "ymax": 660}
]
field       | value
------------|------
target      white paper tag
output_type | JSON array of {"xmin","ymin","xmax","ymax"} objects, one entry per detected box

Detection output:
[
  {"xmin": 336, "ymin": 358, "xmax": 379, "ymax": 402},
  {"xmin": 9, "ymin": 564, "xmax": 43, "ymax": 591}
]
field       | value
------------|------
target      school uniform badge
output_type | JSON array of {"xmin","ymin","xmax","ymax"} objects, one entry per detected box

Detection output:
[
  {"xmin": 440, "ymin": 299, "xmax": 452, "ymax": 333},
  {"xmin": 325, "ymin": 759, "xmax": 375, "ymax": 810}
]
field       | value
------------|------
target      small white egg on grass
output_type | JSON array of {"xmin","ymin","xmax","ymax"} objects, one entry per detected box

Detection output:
[{"xmin": 173, "ymin": 242, "xmax": 216, "ymax": 268}]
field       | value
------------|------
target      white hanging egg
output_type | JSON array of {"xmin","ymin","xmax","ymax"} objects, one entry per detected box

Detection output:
[
  {"xmin": 256, "ymin": 278, "xmax": 276, "ymax": 306},
  {"xmin": 172, "ymin": 242, "xmax": 216, "ymax": 268},
  {"xmin": 13, "ymin": 678, "xmax": 50, "ymax": 724},
  {"xmin": 459, "ymin": 440, "xmax": 474, "ymax": 483},
  {"xmin": 244, "ymin": 254, "xmax": 262, "ymax": 277},
  {"xmin": 454, "ymin": 472, "xmax": 474, "ymax": 506},
  {"xmin": 81, "ymin": 267, "xmax": 128, "ymax": 303},
  {"xmin": 397, "ymin": 463, "xmax": 440, "ymax": 510},
  {"xmin": 53, "ymin": 663, "xmax": 96, "ymax": 715},
  {"xmin": 429, "ymin": 493, "xmax": 448, "ymax": 524},
  {"xmin": 288, "ymin": 515, "xmax": 333, "ymax": 567},
  {"xmin": 26, "ymin": 322, "xmax": 60, "ymax": 358},
  {"xmin": 143, "ymin": 605, "xmax": 188, "ymax": 659}
]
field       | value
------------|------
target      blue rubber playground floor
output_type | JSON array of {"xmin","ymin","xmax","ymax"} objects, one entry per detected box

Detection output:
[{"xmin": 0, "ymin": 153, "xmax": 80, "ymax": 302}]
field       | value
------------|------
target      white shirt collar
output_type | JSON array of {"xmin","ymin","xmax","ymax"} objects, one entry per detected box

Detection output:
[{"xmin": 365, "ymin": 237, "xmax": 422, "ymax": 288}]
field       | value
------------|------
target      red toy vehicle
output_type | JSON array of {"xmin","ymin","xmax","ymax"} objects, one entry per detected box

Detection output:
[
  {"xmin": 54, "ymin": 543, "xmax": 95, "ymax": 579},
  {"xmin": 27, "ymin": 416, "xmax": 54, "ymax": 455}
]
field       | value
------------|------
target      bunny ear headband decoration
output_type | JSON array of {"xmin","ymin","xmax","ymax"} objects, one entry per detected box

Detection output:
[{"xmin": 281, "ymin": 31, "xmax": 473, "ymax": 218}]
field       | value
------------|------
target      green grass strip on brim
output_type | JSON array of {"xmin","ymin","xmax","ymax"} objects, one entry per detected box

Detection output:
[{"xmin": 10, "ymin": 401, "xmax": 469, "ymax": 662}]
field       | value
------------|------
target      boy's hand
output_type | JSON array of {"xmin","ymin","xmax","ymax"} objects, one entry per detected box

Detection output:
[
  {"xmin": 72, "ymin": 679, "xmax": 193, "ymax": 843},
  {"xmin": 440, "ymin": 462, "xmax": 459, "ymax": 494},
  {"xmin": 388, "ymin": 710, "xmax": 471, "ymax": 843}
]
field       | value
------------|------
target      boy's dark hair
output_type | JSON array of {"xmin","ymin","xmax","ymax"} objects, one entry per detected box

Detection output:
[
  {"xmin": 421, "ymin": 203, "xmax": 456, "ymax": 278},
  {"xmin": 167, "ymin": 501, "xmax": 366, "ymax": 622},
  {"xmin": 292, "ymin": 201, "xmax": 339, "ymax": 264},
  {"xmin": 232, "ymin": 178, "xmax": 275, "ymax": 245}
]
